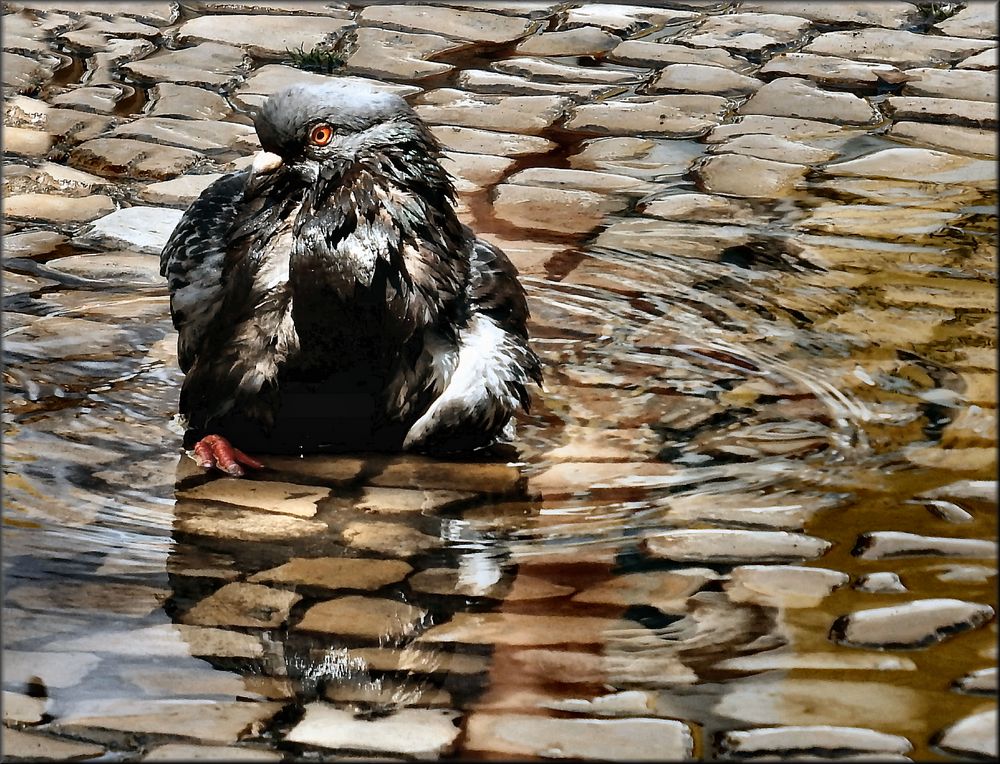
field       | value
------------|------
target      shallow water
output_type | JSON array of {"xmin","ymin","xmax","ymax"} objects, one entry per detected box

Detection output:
[{"xmin": 3, "ymin": 1, "xmax": 997, "ymax": 761}]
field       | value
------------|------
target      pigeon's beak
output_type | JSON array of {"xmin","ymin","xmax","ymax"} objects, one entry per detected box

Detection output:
[{"xmin": 245, "ymin": 151, "xmax": 283, "ymax": 195}]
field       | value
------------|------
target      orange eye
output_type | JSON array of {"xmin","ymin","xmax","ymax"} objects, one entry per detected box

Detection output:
[{"xmin": 309, "ymin": 123, "xmax": 333, "ymax": 146}]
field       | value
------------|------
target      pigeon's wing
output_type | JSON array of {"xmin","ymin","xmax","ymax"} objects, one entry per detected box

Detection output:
[{"xmin": 160, "ymin": 170, "xmax": 250, "ymax": 373}]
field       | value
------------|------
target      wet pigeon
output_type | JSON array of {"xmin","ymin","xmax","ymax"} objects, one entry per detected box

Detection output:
[{"xmin": 160, "ymin": 82, "xmax": 541, "ymax": 475}]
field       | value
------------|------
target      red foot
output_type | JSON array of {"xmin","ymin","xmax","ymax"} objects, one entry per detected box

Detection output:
[{"xmin": 192, "ymin": 434, "xmax": 265, "ymax": 477}]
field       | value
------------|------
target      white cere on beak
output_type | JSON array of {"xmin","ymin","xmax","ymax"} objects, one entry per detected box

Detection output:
[{"xmin": 251, "ymin": 151, "xmax": 283, "ymax": 176}]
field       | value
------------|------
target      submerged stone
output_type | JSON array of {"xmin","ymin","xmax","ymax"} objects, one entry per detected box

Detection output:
[
  {"xmin": 286, "ymin": 705, "xmax": 461, "ymax": 757},
  {"xmin": 177, "ymin": 478, "xmax": 330, "ymax": 517},
  {"xmin": 295, "ymin": 595, "xmax": 426, "ymax": 638},
  {"xmin": 0, "ymin": 729, "xmax": 105, "ymax": 761},
  {"xmin": 181, "ymin": 582, "xmax": 302, "ymax": 628},
  {"xmin": 935, "ymin": 709, "xmax": 997, "ymax": 759},
  {"xmin": 854, "ymin": 531, "xmax": 997, "ymax": 560},
  {"xmin": 249, "ymin": 557, "xmax": 412, "ymax": 590},
  {"xmin": 645, "ymin": 529, "xmax": 831, "ymax": 563},
  {"xmin": 695, "ymin": 153, "xmax": 807, "ymax": 198},
  {"xmin": 830, "ymin": 598, "xmax": 995, "ymax": 648},
  {"xmin": 720, "ymin": 725, "xmax": 912, "ymax": 756}
]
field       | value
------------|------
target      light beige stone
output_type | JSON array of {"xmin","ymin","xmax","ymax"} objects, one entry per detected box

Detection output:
[
  {"xmin": 2, "ymin": 650, "xmax": 101, "ymax": 689},
  {"xmin": 0, "ymin": 729, "xmax": 104, "ymax": 760},
  {"xmin": 355, "ymin": 485, "xmax": 474, "ymax": 513},
  {"xmin": 177, "ymin": 478, "xmax": 330, "ymax": 517},
  {"xmin": 110, "ymin": 117, "xmax": 257, "ymax": 153},
  {"xmin": 740, "ymin": 2, "xmax": 920, "ymax": 28},
  {"xmin": 3, "ymin": 193, "xmax": 115, "ymax": 224},
  {"xmin": 572, "ymin": 569, "xmax": 716, "ymax": 613},
  {"xmin": 415, "ymin": 88, "xmax": 568, "ymax": 134},
  {"xmin": 726, "ymin": 565, "xmax": 849, "ymax": 607},
  {"xmin": 418, "ymin": 612, "xmax": 615, "ymax": 646},
  {"xmin": 143, "ymin": 744, "xmax": 281, "ymax": 761},
  {"xmin": 3, "ymin": 160, "xmax": 112, "ymax": 197},
  {"xmin": 760, "ymin": 53, "xmax": 907, "ymax": 88},
  {"xmin": 565, "ymin": 95, "xmax": 728, "ymax": 136},
  {"xmin": 148, "ymin": 83, "xmax": 233, "ymax": 121},
  {"xmin": 720, "ymin": 726, "xmax": 912, "ymax": 756},
  {"xmin": 740, "ymin": 77, "xmax": 876, "ymax": 124},
  {"xmin": 492, "ymin": 183, "xmax": 625, "ymax": 234},
  {"xmin": 295, "ymin": 595, "xmax": 426, "ymax": 638},
  {"xmin": 649, "ymin": 63, "xmax": 761, "ymax": 96},
  {"xmin": 831, "ymin": 598, "xmax": 994, "ymax": 648},
  {"xmin": 695, "ymin": 153, "xmax": 807, "ymax": 197},
  {"xmin": 569, "ymin": 136, "xmax": 706, "ymax": 179},
  {"xmin": 854, "ymin": 531, "xmax": 997, "ymax": 560},
  {"xmin": 707, "ymin": 114, "xmax": 852, "ymax": 143},
  {"xmin": 610, "ymin": 39, "xmax": 748, "ymax": 70},
  {"xmin": 516, "ymin": 26, "xmax": 621, "ymax": 56},
  {"xmin": 957, "ymin": 47, "xmax": 998, "ymax": 70},
  {"xmin": 341, "ymin": 519, "xmax": 440, "ymax": 555},
  {"xmin": 645, "ymin": 529, "xmax": 831, "ymax": 563},
  {"xmin": 431, "ymin": 125, "xmax": 555, "ymax": 156},
  {"xmin": 457, "ymin": 69, "xmax": 619, "ymax": 97},
  {"xmin": 177, "ymin": 505, "xmax": 328, "ymax": 541},
  {"xmin": 3, "ymin": 690, "xmax": 47, "ymax": 724},
  {"xmin": 886, "ymin": 95, "xmax": 996, "ymax": 127},
  {"xmin": 562, "ymin": 4, "xmax": 699, "ymax": 33},
  {"xmin": 68, "ymin": 138, "xmax": 202, "ymax": 180},
  {"xmin": 181, "ymin": 582, "xmax": 302, "ymax": 628},
  {"xmin": 249, "ymin": 556, "xmax": 411, "ymax": 589},
  {"xmin": 494, "ymin": 56, "xmax": 643, "ymax": 84},
  {"xmin": 710, "ymin": 133, "xmax": 837, "ymax": 164},
  {"xmin": 888, "ymin": 122, "xmax": 996, "ymax": 158},
  {"xmin": 139, "ymin": 173, "xmax": 225, "ymax": 206},
  {"xmin": 442, "ymin": 151, "xmax": 514, "ymax": 191},
  {"xmin": 805, "ymin": 29, "xmax": 993, "ymax": 69},
  {"xmin": 177, "ymin": 14, "xmax": 351, "ymax": 57},
  {"xmin": 286, "ymin": 704, "xmax": 461, "ymax": 756},
  {"xmin": 122, "ymin": 42, "xmax": 248, "ymax": 88},
  {"xmin": 935, "ymin": 1, "xmax": 998, "ymax": 39},
  {"xmin": 360, "ymin": 4, "xmax": 535, "ymax": 43},
  {"xmin": 46, "ymin": 623, "xmax": 264, "ymax": 658},
  {"xmin": 640, "ymin": 193, "xmax": 757, "ymax": 225},
  {"xmin": 679, "ymin": 12, "xmax": 811, "ymax": 52},
  {"xmin": 3, "ymin": 126, "xmax": 52, "ymax": 156},
  {"xmin": 903, "ymin": 67, "xmax": 996, "ymax": 102},
  {"xmin": 345, "ymin": 27, "xmax": 462, "ymax": 80},
  {"xmin": 823, "ymin": 147, "xmax": 996, "ymax": 184},
  {"xmin": 937, "ymin": 708, "xmax": 997, "ymax": 759}
]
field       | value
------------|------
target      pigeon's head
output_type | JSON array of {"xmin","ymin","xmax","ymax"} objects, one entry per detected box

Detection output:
[{"xmin": 249, "ymin": 81, "xmax": 444, "ymax": 191}]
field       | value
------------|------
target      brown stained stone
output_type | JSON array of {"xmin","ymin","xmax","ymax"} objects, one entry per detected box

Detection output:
[
  {"xmin": 957, "ymin": 47, "xmax": 998, "ymax": 70},
  {"xmin": 648, "ymin": 63, "xmax": 761, "ymax": 97},
  {"xmin": 248, "ymin": 556, "xmax": 412, "ymax": 590},
  {"xmin": 457, "ymin": 69, "xmax": 620, "ymax": 98},
  {"xmin": 937, "ymin": 709, "xmax": 997, "ymax": 759},
  {"xmin": 740, "ymin": 2, "xmax": 920, "ymax": 28},
  {"xmin": 3, "ymin": 126, "xmax": 52, "ymax": 156},
  {"xmin": 355, "ymin": 485, "xmax": 474, "ymax": 513},
  {"xmin": 720, "ymin": 726, "xmax": 912, "ymax": 756},
  {"xmin": 854, "ymin": 531, "xmax": 997, "ymax": 560},
  {"xmin": 760, "ymin": 53, "xmax": 907, "ymax": 88},
  {"xmin": 572, "ymin": 569, "xmax": 717, "ymax": 613},
  {"xmin": 87, "ymin": 38, "xmax": 158, "ymax": 87},
  {"xmin": 431, "ymin": 125, "xmax": 556, "ymax": 156},
  {"xmin": 414, "ymin": 89, "xmax": 568, "ymax": 134},
  {"xmin": 3, "ymin": 690, "xmax": 47, "ymax": 724},
  {"xmin": 0, "ymin": 729, "xmax": 105, "ymax": 760},
  {"xmin": 678, "ymin": 13, "xmax": 811, "ymax": 52},
  {"xmin": 726, "ymin": 565, "xmax": 849, "ymax": 607},
  {"xmin": 645, "ymin": 529, "xmax": 831, "ymax": 563},
  {"xmin": 515, "ymin": 26, "xmax": 621, "ymax": 56},
  {"xmin": 903, "ymin": 67, "xmax": 996, "ymax": 103},
  {"xmin": 177, "ymin": 505, "xmax": 328, "ymax": 541},
  {"xmin": 286, "ymin": 704, "xmax": 461, "ymax": 757},
  {"xmin": 710, "ymin": 133, "xmax": 837, "ymax": 164},
  {"xmin": 475, "ymin": 230, "xmax": 567, "ymax": 275},
  {"xmin": 365, "ymin": 455, "xmax": 526, "ymax": 494},
  {"xmin": 148, "ymin": 83, "xmax": 233, "ymax": 121},
  {"xmin": 4, "ymin": 193, "xmax": 116, "ymax": 224},
  {"xmin": 177, "ymin": 478, "xmax": 330, "ymax": 517},
  {"xmin": 42, "ymin": 252, "xmax": 163, "ymax": 286},
  {"xmin": 888, "ymin": 122, "xmax": 996, "ymax": 158},
  {"xmin": 822, "ymin": 147, "xmax": 996, "ymax": 184},
  {"xmin": 122, "ymin": 42, "xmax": 248, "ymax": 88},
  {"xmin": 295, "ymin": 595, "xmax": 426, "ymax": 639},
  {"xmin": 494, "ymin": 57, "xmax": 644, "ymax": 84},
  {"xmin": 935, "ymin": 1, "xmax": 998, "ymax": 39},
  {"xmin": 340, "ymin": 519, "xmax": 440, "ymax": 556},
  {"xmin": 694, "ymin": 153, "xmax": 807, "ymax": 198},
  {"xmin": 345, "ymin": 27, "xmax": 462, "ymax": 81},
  {"xmin": 492, "ymin": 183, "xmax": 626, "ymax": 234},
  {"xmin": 418, "ymin": 612, "xmax": 614, "ymax": 646},
  {"xmin": 110, "ymin": 117, "xmax": 257, "ymax": 153},
  {"xmin": 2, "ymin": 52, "xmax": 58, "ymax": 92},
  {"xmin": 47, "ymin": 699, "xmax": 284, "ymax": 745},
  {"xmin": 830, "ymin": 598, "xmax": 995, "ymax": 649},
  {"xmin": 740, "ymin": 77, "xmax": 876, "ymax": 125},
  {"xmin": 68, "ymin": 138, "xmax": 202, "ymax": 181},
  {"xmin": 609, "ymin": 39, "xmax": 749, "ymax": 70},
  {"xmin": 565, "ymin": 95, "xmax": 728, "ymax": 137},
  {"xmin": 361, "ymin": 4, "xmax": 535, "ymax": 43},
  {"xmin": 804, "ymin": 29, "xmax": 993, "ymax": 69},
  {"xmin": 2, "ymin": 272, "xmax": 60, "ymax": 297},
  {"xmin": 177, "ymin": 14, "xmax": 352, "ymax": 58},
  {"xmin": 3, "ymin": 650, "xmax": 101, "ymax": 689},
  {"xmin": 47, "ymin": 624, "xmax": 264, "ymax": 658},
  {"xmin": 143, "ymin": 744, "xmax": 282, "ymax": 761},
  {"xmin": 885, "ymin": 95, "xmax": 997, "ymax": 128},
  {"xmin": 140, "ymin": 173, "xmax": 226, "ymax": 206},
  {"xmin": 181, "ymin": 582, "xmax": 302, "ymax": 628},
  {"xmin": 465, "ymin": 714, "xmax": 694, "ymax": 759}
]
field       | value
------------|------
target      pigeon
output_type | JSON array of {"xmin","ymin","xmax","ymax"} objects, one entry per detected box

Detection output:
[{"xmin": 160, "ymin": 82, "xmax": 542, "ymax": 476}]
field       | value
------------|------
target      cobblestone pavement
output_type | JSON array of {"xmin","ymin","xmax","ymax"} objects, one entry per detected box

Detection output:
[{"xmin": 2, "ymin": 1, "xmax": 997, "ymax": 761}]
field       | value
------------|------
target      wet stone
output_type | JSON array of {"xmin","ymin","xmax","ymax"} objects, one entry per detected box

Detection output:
[
  {"xmin": 2, "ymin": 52, "xmax": 58, "ymax": 93},
  {"xmin": 649, "ymin": 63, "xmax": 762, "ymax": 97},
  {"xmin": 177, "ymin": 14, "xmax": 352, "ymax": 58},
  {"xmin": 110, "ymin": 117, "xmax": 257, "ymax": 153},
  {"xmin": 954, "ymin": 667, "xmax": 997, "ymax": 696},
  {"xmin": 640, "ymin": 193, "xmax": 757, "ymax": 225},
  {"xmin": 122, "ymin": 42, "xmax": 248, "ymax": 88},
  {"xmin": 177, "ymin": 505, "xmax": 328, "ymax": 541},
  {"xmin": 3, "ymin": 193, "xmax": 116, "ymax": 225},
  {"xmin": 248, "ymin": 557, "xmax": 412, "ymax": 590},
  {"xmin": 492, "ymin": 183, "xmax": 627, "ymax": 235},
  {"xmin": 49, "ymin": 85, "xmax": 132, "ymax": 115},
  {"xmin": 710, "ymin": 133, "xmax": 837, "ymax": 164},
  {"xmin": 957, "ymin": 46, "xmax": 998, "ymax": 70},
  {"xmin": 354, "ymin": 485, "xmax": 474, "ymax": 513},
  {"xmin": 347, "ymin": 646, "xmax": 488, "ymax": 675},
  {"xmin": 888, "ymin": 121, "xmax": 995, "ymax": 158},
  {"xmin": 3, "ymin": 126, "xmax": 52, "ymax": 157},
  {"xmin": 935, "ymin": 1, "xmax": 998, "ymax": 39},
  {"xmin": 854, "ymin": 531, "xmax": 997, "ymax": 560},
  {"xmin": 41, "ymin": 251, "xmax": 163, "ymax": 286},
  {"xmin": 361, "ymin": 4, "xmax": 535, "ymax": 44},
  {"xmin": 465, "ymin": 714, "xmax": 694, "ymax": 760},
  {"xmin": 565, "ymin": 94, "xmax": 728, "ymax": 137},
  {"xmin": 77, "ymin": 206, "xmax": 184, "ymax": 255},
  {"xmin": 726, "ymin": 565, "xmax": 849, "ymax": 607},
  {"xmin": 3, "ymin": 690, "xmax": 47, "ymax": 724},
  {"xmin": 645, "ymin": 529, "xmax": 831, "ymax": 564},
  {"xmin": 740, "ymin": 77, "xmax": 876, "ymax": 125},
  {"xmin": 286, "ymin": 705, "xmax": 461, "ymax": 757},
  {"xmin": 442, "ymin": 151, "xmax": 514, "ymax": 192},
  {"xmin": 47, "ymin": 623, "xmax": 264, "ymax": 659},
  {"xmin": 0, "ymin": 729, "xmax": 105, "ymax": 761},
  {"xmin": 494, "ymin": 56, "xmax": 644, "ymax": 84},
  {"xmin": 610, "ymin": 39, "xmax": 748, "ymax": 70},
  {"xmin": 345, "ymin": 27, "xmax": 462, "ymax": 81},
  {"xmin": 140, "ymin": 173, "xmax": 226, "ymax": 206},
  {"xmin": 341, "ymin": 519, "xmax": 441, "ymax": 556},
  {"xmin": 804, "ymin": 29, "xmax": 993, "ymax": 69},
  {"xmin": 886, "ymin": 96, "xmax": 996, "ymax": 128},
  {"xmin": 68, "ymin": 138, "xmax": 202, "ymax": 181},
  {"xmin": 935, "ymin": 708, "xmax": 997, "ymax": 759},
  {"xmin": 715, "ymin": 650, "xmax": 917, "ymax": 673},
  {"xmin": 695, "ymin": 153, "xmax": 807, "ymax": 198},
  {"xmin": 740, "ymin": 1, "xmax": 920, "ymax": 28},
  {"xmin": 571, "ymin": 569, "xmax": 717, "ymax": 613},
  {"xmin": 823, "ymin": 147, "xmax": 996, "ymax": 184},
  {"xmin": 295, "ymin": 595, "xmax": 426, "ymax": 639},
  {"xmin": 562, "ymin": 4, "xmax": 699, "ymax": 34},
  {"xmin": 831, "ymin": 598, "xmax": 995, "ymax": 649},
  {"xmin": 148, "ymin": 83, "xmax": 233, "ymax": 121},
  {"xmin": 3, "ymin": 650, "xmax": 101, "ymax": 689},
  {"xmin": 570, "ymin": 137, "xmax": 706, "ymax": 180},
  {"xmin": 143, "ymin": 744, "xmax": 282, "ymax": 761},
  {"xmin": 855, "ymin": 572, "xmax": 907, "ymax": 593},
  {"xmin": 760, "ymin": 53, "xmax": 907, "ymax": 89},
  {"xmin": 902, "ymin": 67, "xmax": 995, "ymax": 103},
  {"xmin": 414, "ymin": 89, "xmax": 568, "ymax": 134},
  {"xmin": 177, "ymin": 478, "xmax": 330, "ymax": 517},
  {"xmin": 515, "ymin": 26, "xmax": 621, "ymax": 56},
  {"xmin": 457, "ymin": 69, "xmax": 619, "ymax": 98},
  {"xmin": 181, "ymin": 582, "xmax": 302, "ymax": 628},
  {"xmin": 707, "ymin": 114, "xmax": 853, "ymax": 144},
  {"xmin": 678, "ymin": 13, "xmax": 811, "ymax": 53},
  {"xmin": 419, "ymin": 612, "xmax": 614, "ymax": 646},
  {"xmin": 719, "ymin": 725, "xmax": 913, "ymax": 757},
  {"xmin": 430, "ymin": 125, "xmax": 556, "ymax": 157}
]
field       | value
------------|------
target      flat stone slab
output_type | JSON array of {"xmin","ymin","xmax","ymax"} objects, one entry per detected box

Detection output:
[
  {"xmin": 345, "ymin": 27, "xmax": 461, "ymax": 81},
  {"xmin": 562, "ymin": 4, "xmax": 699, "ymax": 34},
  {"xmin": 804, "ymin": 29, "xmax": 994, "ymax": 69},
  {"xmin": 0, "ymin": 729, "xmax": 105, "ymax": 760},
  {"xmin": 740, "ymin": 77, "xmax": 876, "ymax": 124},
  {"xmin": 886, "ymin": 96, "xmax": 996, "ymax": 128},
  {"xmin": 710, "ymin": 133, "xmax": 837, "ymax": 164},
  {"xmin": 720, "ymin": 725, "xmax": 912, "ymax": 756},
  {"xmin": 610, "ymin": 39, "xmax": 748, "ymax": 70},
  {"xmin": 516, "ymin": 25, "xmax": 621, "ymax": 56},
  {"xmin": 822, "ymin": 147, "xmax": 996, "ymax": 184},
  {"xmin": 465, "ymin": 714, "xmax": 694, "ymax": 760},
  {"xmin": 110, "ymin": 117, "xmax": 256, "ymax": 153},
  {"xmin": 640, "ymin": 193, "xmax": 757, "ymax": 225},
  {"xmin": 695, "ymin": 153, "xmax": 807, "ymax": 197},
  {"xmin": 295, "ymin": 595, "xmax": 426, "ymax": 638},
  {"xmin": 181, "ymin": 582, "xmax": 302, "ymax": 628},
  {"xmin": 830, "ymin": 598, "xmax": 995, "ymax": 648},
  {"xmin": 853, "ymin": 531, "xmax": 997, "ymax": 559},
  {"xmin": 707, "ymin": 114, "xmax": 853, "ymax": 144},
  {"xmin": 935, "ymin": 1, "xmax": 998, "ymax": 39},
  {"xmin": 936, "ymin": 709, "xmax": 997, "ymax": 759},
  {"xmin": 360, "ymin": 5, "xmax": 535, "ymax": 44},
  {"xmin": 678, "ymin": 12, "xmax": 811, "ymax": 52},
  {"xmin": 442, "ymin": 151, "xmax": 514, "ymax": 191},
  {"xmin": 43, "ymin": 251, "xmax": 163, "ymax": 286},
  {"xmin": 430, "ymin": 125, "xmax": 555, "ymax": 156},
  {"xmin": 494, "ymin": 56, "xmax": 645, "ymax": 84},
  {"xmin": 47, "ymin": 623, "xmax": 264, "ymax": 658},
  {"xmin": 248, "ymin": 556, "xmax": 412, "ymax": 590},
  {"xmin": 418, "ymin": 612, "xmax": 615, "ymax": 646},
  {"xmin": 4, "ymin": 193, "xmax": 116, "ymax": 224},
  {"xmin": 457, "ymin": 69, "xmax": 619, "ymax": 98},
  {"xmin": 740, "ymin": 1, "xmax": 920, "ymax": 28},
  {"xmin": 140, "ymin": 173, "xmax": 225, "ymax": 206},
  {"xmin": 565, "ymin": 95, "xmax": 729, "ymax": 137},
  {"xmin": 855, "ymin": 572, "xmax": 907, "ymax": 593},
  {"xmin": 122, "ymin": 42, "xmax": 248, "ymax": 88},
  {"xmin": 414, "ymin": 89, "xmax": 568, "ymax": 134},
  {"xmin": 354, "ymin": 485, "xmax": 474, "ymax": 513},
  {"xmin": 3, "ymin": 126, "xmax": 52, "ymax": 157},
  {"xmin": 492, "ymin": 183, "xmax": 626, "ymax": 234},
  {"xmin": 649, "ymin": 63, "xmax": 761, "ymax": 96},
  {"xmin": 177, "ymin": 478, "xmax": 330, "ymax": 516},
  {"xmin": 761, "ymin": 53, "xmax": 907, "ymax": 88},
  {"xmin": 148, "ymin": 83, "xmax": 233, "ymax": 121},
  {"xmin": 77, "ymin": 206, "xmax": 184, "ymax": 254},
  {"xmin": 286, "ymin": 705, "xmax": 461, "ymax": 757},
  {"xmin": 177, "ymin": 14, "xmax": 352, "ymax": 57},
  {"xmin": 143, "ymin": 744, "xmax": 281, "ymax": 761},
  {"xmin": 726, "ymin": 565, "xmax": 849, "ymax": 607},
  {"xmin": 888, "ymin": 122, "xmax": 996, "ymax": 158},
  {"xmin": 957, "ymin": 47, "xmax": 998, "ymax": 70},
  {"xmin": 903, "ymin": 67, "xmax": 995, "ymax": 102},
  {"xmin": 69, "ymin": 138, "xmax": 202, "ymax": 181},
  {"xmin": 571, "ymin": 569, "xmax": 717, "ymax": 613},
  {"xmin": 340, "ymin": 519, "xmax": 441, "ymax": 556},
  {"xmin": 954, "ymin": 667, "xmax": 997, "ymax": 695},
  {"xmin": 644, "ymin": 529, "xmax": 831, "ymax": 563},
  {"xmin": 570, "ymin": 137, "xmax": 706, "ymax": 180},
  {"xmin": 3, "ymin": 690, "xmax": 47, "ymax": 724},
  {"xmin": 176, "ymin": 505, "xmax": 328, "ymax": 541}
]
